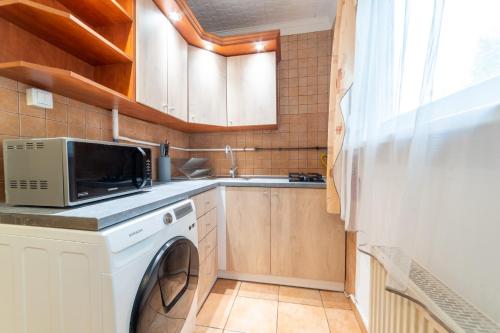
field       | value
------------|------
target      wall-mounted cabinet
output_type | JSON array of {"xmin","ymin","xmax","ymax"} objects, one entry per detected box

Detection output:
[
  {"xmin": 166, "ymin": 22, "xmax": 188, "ymax": 121},
  {"xmin": 188, "ymin": 46, "xmax": 227, "ymax": 126},
  {"xmin": 227, "ymin": 52, "xmax": 277, "ymax": 127},
  {"xmin": 136, "ymin": 0, "xmax": 187, "ymax": 121}
]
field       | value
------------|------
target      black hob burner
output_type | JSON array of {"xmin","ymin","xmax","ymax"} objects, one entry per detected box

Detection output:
[{"xmin": 288, "ymin": 172, "xmax": 325, "ymax": 183}]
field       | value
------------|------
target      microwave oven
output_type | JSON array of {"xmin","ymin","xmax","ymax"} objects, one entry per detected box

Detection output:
[{"xmin": 2, "ymin": 138, "xmax": 152, "ymax": 207}]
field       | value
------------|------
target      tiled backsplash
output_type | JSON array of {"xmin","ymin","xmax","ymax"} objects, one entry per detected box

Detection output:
[
  {"xmin": 0, "ymin": 76, "xmax": 190, "ymax": 201},
  {"xmin": 190, "ymin": 30, "xmax": 332, "ymax": 176}
]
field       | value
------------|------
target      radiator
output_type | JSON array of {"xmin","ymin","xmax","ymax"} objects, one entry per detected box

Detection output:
[{"xmin": 370, "ymin": 258, "xmax": 449, "ymax": 333}]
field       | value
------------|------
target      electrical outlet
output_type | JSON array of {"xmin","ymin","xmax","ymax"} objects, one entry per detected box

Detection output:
[{"xmin": 26, "ymin": 88, "xmax": 53, "ymax": 109}]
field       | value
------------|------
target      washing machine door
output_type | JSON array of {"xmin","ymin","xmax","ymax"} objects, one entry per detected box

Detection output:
[{"xmin": 130, "ymin": 236, "xmax": 199, "ymax": 333}]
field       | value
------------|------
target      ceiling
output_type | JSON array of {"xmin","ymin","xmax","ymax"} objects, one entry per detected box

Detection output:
[{"xmin": 186, "ymin": 0, "xmax": 337, "ymax": 36}]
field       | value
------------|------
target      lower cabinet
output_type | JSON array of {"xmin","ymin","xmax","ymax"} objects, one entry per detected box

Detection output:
[
  {"xmin": 224, "ymin": 187, "xmax": 345, "ymax": 286},
  {"xmin": 191, "ymin": 190, "xmax": 218, "ymax": 309},
  {"xmin": 225, "ymin": 187, "xmax": 271, "ymax": 275},
  {"xmin": 270, "ymin": 188, "xmax": 345, "ymax": 282}
]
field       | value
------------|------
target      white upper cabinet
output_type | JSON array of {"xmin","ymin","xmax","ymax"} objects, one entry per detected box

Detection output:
[
  {"xmin": 135, "ymin": 0, "xmax": 167, "ymax": 111},
  {"xmin": 227, "ymin": 52, "xmax": 277, "ymax": 127},
  {"xmin": 136, "ymin": 0, "xmax": 188, "ymax": 121},
  {"xmin": 188, "ymin": 46, "xmax": 227, "ymax": 126},
  {"xmin": 166, "ymin": 21, "xmax": 188, "ymax": 122}
]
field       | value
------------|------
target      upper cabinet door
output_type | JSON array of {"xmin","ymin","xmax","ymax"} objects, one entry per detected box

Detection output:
[
  {"xmin": 135, "ymin": 0, "xmax": 168, "ymax": 111},
  {"xmin": 188, "ymin": 46, "xmax": 227, "ymax": 126},
  {"xmin": 227, "ymin": 52, "xmax": 277, "ymax": 127},
  {"xmin": 166, "ymin": 21, "xmax": 188, "ymax": 121}
]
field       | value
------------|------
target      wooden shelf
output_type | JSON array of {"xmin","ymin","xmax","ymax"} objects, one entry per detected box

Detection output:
[
  {"xmin": 0, "ymin": 61, "xmax": 276, "ymax": 133},
  {"xmin": 0, "ymin": 0, "xmax": 132, "ymax": 65},
  {"xmin": 56, "ymin": 0, "xmax": 132, "ymax": 27}
]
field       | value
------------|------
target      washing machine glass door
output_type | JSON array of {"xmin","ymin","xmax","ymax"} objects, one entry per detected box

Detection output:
[{"xmin": 130, "ymin": 236, "xmax": 199, "ymax": 333}]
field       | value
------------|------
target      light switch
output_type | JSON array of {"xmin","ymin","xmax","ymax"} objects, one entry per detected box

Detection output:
[{"xmin": 26, "ymin": 88, "xmax": 53, "ymax": 109}]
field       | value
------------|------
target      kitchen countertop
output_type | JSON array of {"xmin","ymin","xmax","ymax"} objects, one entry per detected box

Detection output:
[{"xmin": 0, "ymin": 177, "xmax": 326, "ymax": 231}]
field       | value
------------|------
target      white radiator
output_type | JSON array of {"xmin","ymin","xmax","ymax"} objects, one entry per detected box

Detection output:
[{"xmin": 370, "ymin": 258, "xmax": 449, "ymax": 333}]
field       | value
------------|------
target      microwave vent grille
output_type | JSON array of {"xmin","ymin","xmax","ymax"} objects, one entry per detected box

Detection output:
[
  {"xmin": 6, "ymin": 142, "xmax": 45, "ymax": 150},
  {"xmin": 8, "ymin": 179, "xmax": 49, "ymax": 190}
]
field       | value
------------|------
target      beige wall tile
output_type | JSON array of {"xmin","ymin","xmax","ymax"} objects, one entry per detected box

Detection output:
[
  {"xmin": 0, "ymin": 111, "xmax": 20, "ymax": 136},
  {"xmin": 20, "ymin": 115, "xmax": 45, "ymax": 137},
  {"xmin": 0, "ymin": 87, "xmax": 18, "ymax": 114}
]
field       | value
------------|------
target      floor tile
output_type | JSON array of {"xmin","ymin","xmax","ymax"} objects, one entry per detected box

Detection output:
[
  {"xmin": 195, "ymin": 326, "xmax": 223, "ymax": 333},
  {"xmin": 277, "ymin": 302, "xmax": 330, "ymax": 333},
  {"xmin": 225, "ymin": 297, "xmax": 278, "ymax": 333},
  {"xmin": 325, "ymin": 308, "xmax": 362, "ymax": 333},
  {"xmin": 196, "ymin": 293, "xmax": 235, "ymax": 329},
  {"xmin": 211, "ymin": 279, "xmax": 241, "ymax": 296},
  {"xmin": 279, "ymin": 286, "xmax": 323, "ymax": 306},
  {"xmin": 320, "ymin": 291, "xmax": 351, "ymax": 309},
  {"xmin": 238, "ymin": 282, "xmax": 279, "ymax": 301}
]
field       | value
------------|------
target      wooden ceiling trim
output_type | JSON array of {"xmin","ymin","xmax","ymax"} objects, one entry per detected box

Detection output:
[{"xmin": 153, "ymin": 0, "xmax": 281, "ymax": 59}]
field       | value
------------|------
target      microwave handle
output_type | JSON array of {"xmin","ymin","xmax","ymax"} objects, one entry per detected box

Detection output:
[{"xmin": 134, "ymin": 147, "xmax": 147, "ymax": 189}]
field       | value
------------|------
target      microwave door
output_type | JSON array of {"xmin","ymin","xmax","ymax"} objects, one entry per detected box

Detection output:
[{"xmin": 68, "ymin": 142, "xmax": 148, "ymax": 202}]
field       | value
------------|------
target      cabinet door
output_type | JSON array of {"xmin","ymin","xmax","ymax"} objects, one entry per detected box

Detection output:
[
  {"xmin": 188, "ymin": 46, "xmax": 227, "ymax": 126},
  {"xmin": 226, "ymin": 187, "xmax": 271, "ymax": 274},
  {"xmin": 166, "ymin": 21, "xmax": 188, "ymax": 121},
  {"xmin": 227, "ymin": 52, "xmax": 277, "ymax": 126},
  {"xmin": 136, "ymin": 0, "xmax": 167, "ymax": 111},
  {"xmin": 271, "ymin": 188, "xmax": 346, "ymax": 282}
]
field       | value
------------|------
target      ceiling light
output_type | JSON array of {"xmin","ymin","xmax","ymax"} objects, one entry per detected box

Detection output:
[
  {"xmin": 204, "ymin": 42, "xmax": 214, "ymax": 51},
  {"xmin": 169, "ymin": 11, "xmax": 182, "ymax": 22},
  {"xmin": 255, "ymin": 42, "xmax": 265, "ymax": 52}
]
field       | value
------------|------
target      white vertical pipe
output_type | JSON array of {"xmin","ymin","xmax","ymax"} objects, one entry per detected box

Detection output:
[{"xmin": 112, "ymin": 108, "xmax": 119, "ymax": 142}]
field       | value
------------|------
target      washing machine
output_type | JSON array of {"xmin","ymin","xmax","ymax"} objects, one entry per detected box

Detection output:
[{"xmin": 0, "ymin": 199, "xmax": 199, "ymax": 333}]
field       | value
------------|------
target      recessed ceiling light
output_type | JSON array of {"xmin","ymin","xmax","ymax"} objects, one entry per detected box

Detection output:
[
  {"xmin": 255, "ymin": 42, "xmax": 265, "ymax": 52},
  {"xmin": 169, "ymin": 11, "xmax": 182, "ymax": 22},
  {"xmin": 204, "ymin": 42, "xmax": 214, "ymax": 51}
]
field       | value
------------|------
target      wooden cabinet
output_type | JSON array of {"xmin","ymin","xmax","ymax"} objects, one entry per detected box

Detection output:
[
  {"xmin": 191, "ymin": 190, "xmax": 218, "ymax": 309},
  {"xmin": 166, "ymin": 21, "xmax": 188, "ymax": 121},
  {"xmin": 136, "ymin": 0, "xmax": 167, "ymax": 111},
  {"xmin": 222, "ymin": 187, "xmax": 345, "ymax": 287},
  {"xmin": 136, "ymin": 0, "xmax": 187, "ymax": 121},
  {"xmin": 188, "ymin": 46, "xmax": 227, "ymax": 126},
  {"xmin": 270, "ymin": 188, "xmax": 345, "ymax": 282},
  {"xmin": 227, "ymin": 52, "xmax": 277, "ymax": 126},
  {"xmin": 225, "ymin": 187, "xmax": 271, "ymax": 275}
]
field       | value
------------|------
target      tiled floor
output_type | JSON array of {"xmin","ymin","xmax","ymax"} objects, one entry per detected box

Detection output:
[{"xmin": 196, "ymin": 279, "xmax": 363, "ymax": 333}]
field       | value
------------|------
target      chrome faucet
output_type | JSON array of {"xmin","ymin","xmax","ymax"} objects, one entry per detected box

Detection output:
[{"xmin": 225, "ymin": 145, "xmax": 238, "ymax": 178}]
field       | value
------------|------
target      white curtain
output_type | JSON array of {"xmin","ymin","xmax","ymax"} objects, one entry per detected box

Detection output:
[{"xmin": 340, "ymin": 0, "xmax": 500, "ymax": 324}]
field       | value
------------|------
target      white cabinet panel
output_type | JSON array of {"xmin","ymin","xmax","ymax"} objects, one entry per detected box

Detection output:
[
  {"xmin": 166, "ymin": 21, "xmax": 188, "ymax": 121},
  {"xmin": 136, "ymin": 0, "xmax": 167, "ymax": 111},
  {"xmin": 188, "ymin": 46, "xmax": 227, "ymax": 126},
  {"xmin": 227, "ymin": 52, "xmax": 277, "ymax": 126}
]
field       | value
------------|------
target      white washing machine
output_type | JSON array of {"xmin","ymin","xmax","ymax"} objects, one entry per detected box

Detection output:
[{"xmin": 0, "ymin": 199, "xmax": 199, "ymax": 333}]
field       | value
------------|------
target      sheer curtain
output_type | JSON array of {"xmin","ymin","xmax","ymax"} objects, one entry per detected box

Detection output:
[{"xmin": 339, "ymin": 0, "xmax": 500, "ymax": 324}]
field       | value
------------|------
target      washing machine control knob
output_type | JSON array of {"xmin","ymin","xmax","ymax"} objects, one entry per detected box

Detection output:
[{"xmin": 163, "ymin": 213, "xmax": 173, "ymax": 225}]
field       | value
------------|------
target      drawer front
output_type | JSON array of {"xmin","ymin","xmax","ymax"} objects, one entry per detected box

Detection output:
[
  {"xmin": 199, "ymin": 227, "xmax": 217, "ymax": 262},
  {"xmin": 197, "ymin": 248, "xmax": 217, "ymax": 309},
  {"xmin": 192, "ymin": 189, "xmax": 217, "ymax": 218},
  {"xmin": 197, "ymin": 207, "xmax": 217, "ymax": 241}
]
